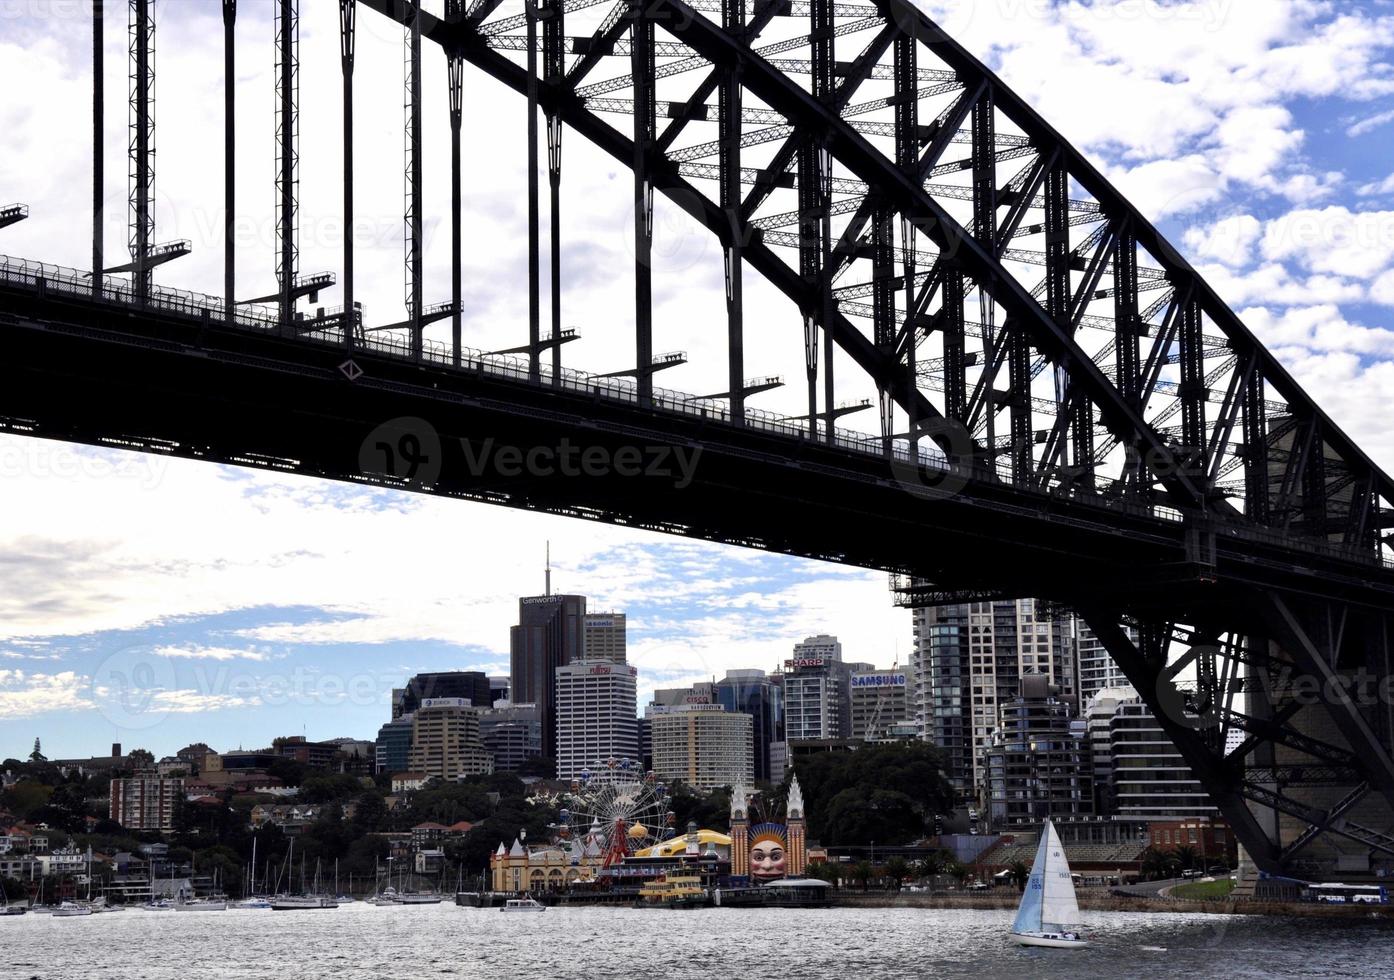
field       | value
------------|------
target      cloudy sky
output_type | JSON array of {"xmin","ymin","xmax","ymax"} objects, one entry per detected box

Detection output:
[{"xmin": 1, "ymin": 0, "xmax": 1393, "ymax": 760}]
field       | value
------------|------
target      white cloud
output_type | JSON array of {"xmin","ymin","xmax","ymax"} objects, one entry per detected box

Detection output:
[
  {"xmin": 1260, "ymin": 206, "xmax": 1394, "ymax": 280},
  {"xmin": 1183, "ymin": 214, "xmax": 1263, "ymax": 267},
  {"xmin": 0, "ymin": 671, "xmax": 94, "ymax": 720},
  {"xmin": 1372, "ymin": 269, "xmax": 1394, "ymax": 307},
  {"xmin": 1358, "ymin": 172, "xmax": 1394, "ymax": 197},
  {"xmin": 1198, "ymin": 261, "xmax": 1368, "ymax": 308},
  {"xmin": 1240, "ymin": 304, "xmax": 1394, "ymax": 358},
  {"xmin": 1346, "ymin": 107, "xmax": 1394, "ymax": 137},
  {"xmin": 145, "ymin": 690, "xmax": 262, "ymax": 714},
  {"xmin": 151, "ymin": 645, "xmax": 274, "ymax": 663}
]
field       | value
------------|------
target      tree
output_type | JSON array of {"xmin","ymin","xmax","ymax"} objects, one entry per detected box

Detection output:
[
  {"xmin": 668, "ymin": 784, "xmax": 731, "ymax": 834},
  {"xmin": 848, "ymin": 860, "xmax": 875, "ymax": 892},
  {"xmin": 782, "ymin": 742, "xmax": 954, "ymax": 845},
  {"xmin": 127, "ymin": 748, "xmax": 155, "ymax": 769},
  {"xmin": 299, "ymin": 774, "xmax": 364, "ymax": 805},
  {"xmin": 822, "ymin": 786, "xmax": 922, "ymax": 846},
  {"xmin": 350, "ymin": 792, "xmax": 389, "ymax": 833},
  {"xmin": 267, "ymin": 757, "xmax": 306, "ymax": 788},
  {"xmin": 914, "ymin": 849, "xmax": 952, "ymax": 879},
  {"xmin": 0, "ymin": 781, "xmax": 53, "ymax": 820},
  {"xmin": 1140, "ymin": 846, "xmax": 1179, "ymax": 881},
  {"xmin": 1007, "ymin": 860, "xmax": 1030, "ymax": 892},
  {"xmin": 947, "ymin": 861, "xmax": 971, "ymax": 886},
  {"xmin": 1173, "ymin": 844, "xmax": 1200, "ymax": 872},
  {"xmin": 883, "ymin": 856, "xmax": 910, "ymax": 891}
]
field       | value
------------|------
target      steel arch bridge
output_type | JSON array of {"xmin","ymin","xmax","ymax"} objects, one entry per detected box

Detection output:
[{"xmin": 3, "ymin": 0, "xmax": 1393, "ymax": 879}]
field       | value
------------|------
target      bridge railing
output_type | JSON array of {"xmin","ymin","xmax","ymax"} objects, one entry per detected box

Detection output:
[{"xmin": 2, "ymin": 252, "xmax": 1390, "ymax": 569}]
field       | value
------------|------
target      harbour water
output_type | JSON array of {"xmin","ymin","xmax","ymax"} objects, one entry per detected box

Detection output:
[{"xmin": 3, "ymin": 905, "xmax": 1391, "ymax": 979}]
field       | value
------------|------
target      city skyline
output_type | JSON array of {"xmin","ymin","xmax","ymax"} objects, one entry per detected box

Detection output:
[{"xmin": 1, "ymin": 553, "xmax": 909, "ymax": 760}]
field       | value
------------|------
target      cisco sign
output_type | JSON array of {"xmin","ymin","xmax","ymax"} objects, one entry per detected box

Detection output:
[{"xmin": 851, "ymin": 673, "xmax": 907, "ymax": 688}]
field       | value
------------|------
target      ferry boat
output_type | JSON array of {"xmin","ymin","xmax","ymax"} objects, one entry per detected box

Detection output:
[
  {"xmin": 395, "ymin": 891, "xmax": 443, "ymax": 905},
  {"xmin": 500, "ymin": 896, "xmax": 546, "ymax": 912},
  {"xmin": 713, "ymin": 878, "xmax": 833, "ymax": 908},
  {"xmin": 1009, "ymin": 819, "xmax": 1088, "ymax": 949},
  {"xmin": 637, "ymin": 875, "xmax": 708, "ymax": 908}
]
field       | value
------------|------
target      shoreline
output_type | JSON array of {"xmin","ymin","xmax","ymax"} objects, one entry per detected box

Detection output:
[{"xmin": 835, "ymin": 890, "xmax": 1394, "ymax": 919}]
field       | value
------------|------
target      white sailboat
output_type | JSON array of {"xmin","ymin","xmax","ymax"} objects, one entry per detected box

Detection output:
[{"xmin": 1010, "ymin": 820, "xmax": 1088, "ymax": 949}]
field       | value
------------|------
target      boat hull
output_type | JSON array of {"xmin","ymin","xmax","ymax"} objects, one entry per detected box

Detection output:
[
  {"xmin": 1011, "ymin": 932, "xmax": 1089, "ymax": 949},
  {"xmin": 270, "ymin": 897, "xmax": 339, "ymax": 910}
]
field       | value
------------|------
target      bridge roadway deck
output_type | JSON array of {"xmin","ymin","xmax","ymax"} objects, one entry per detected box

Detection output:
[{"xmin": 1, "ymin": 259, "xmax": 1391, "ymax": 621}]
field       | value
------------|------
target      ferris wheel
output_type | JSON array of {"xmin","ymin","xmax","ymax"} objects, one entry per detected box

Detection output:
[{"xmin": 555, "ymin": 757, "xmax": 674, "ymax": 867}]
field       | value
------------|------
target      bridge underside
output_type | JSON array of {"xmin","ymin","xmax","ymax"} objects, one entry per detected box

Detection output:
[{"xmin": 3, "ymin": 280, "xmax": 1394, "ymax": 878}]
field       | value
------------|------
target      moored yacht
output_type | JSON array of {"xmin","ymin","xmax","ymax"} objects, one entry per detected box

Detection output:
[
  {"xmin": 270, "ymin": 894, "xmax": 339, "ymax": 910},
  {"xmin": 52, "ymin": 901, "xmax": 94, "ymax": 917}
]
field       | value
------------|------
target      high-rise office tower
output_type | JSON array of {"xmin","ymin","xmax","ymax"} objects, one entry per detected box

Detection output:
[
  {"xmin": 553, "ymin": 661, "xmax": 640, "ymax": 780},
  {"xmin": 375, "ymin": 715, "xmax": 415, "ymax": 774},
  {"xmin": 583, "ymin": 612, "xmax": 627, "ymax": 663},
  {"xmin": 849, "ymin": 668, "xmax": 914, "ymax": 741},
  {"xmin": 781, "ymin": 636, "xmax": 870, "ymax": 742},
  {"xmin": 649, "ymin": 704, "xmax": 753, "ymax": 791},
  {"xmin": 713, "ymin": 669, "xmax": 783, "ymax": 784},
  {"xmin": 510, "ymin": 559, "xmax": 587, "ymax": 770},
  {"xmin": 394, "ymin": 671, "xmax": 493, "ymax": 718},
  {"xmin": 480, "ymin": 701, "xmax": 542, "ymax": 773},
  {"xmin": 407, "ymin": 698, "xmax": 493, "ymax": 781}
]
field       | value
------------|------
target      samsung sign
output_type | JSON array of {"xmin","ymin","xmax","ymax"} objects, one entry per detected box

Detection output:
[{"xmin": 851, "ymin": 673, "xmax": 907, "ymax": 688}]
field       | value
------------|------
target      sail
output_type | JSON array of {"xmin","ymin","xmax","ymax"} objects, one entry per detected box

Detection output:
[
  {"xmin": 1038, "ymin": 821, "xmax": 1081, "ymax": 930},
  {"xmin": 1011, "ymin": 829, "xmax": 1049, "ymax": 934},
  {"xmin": 1012, "ymin": 820, "xmax": 1080, "ymax": 935}
]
